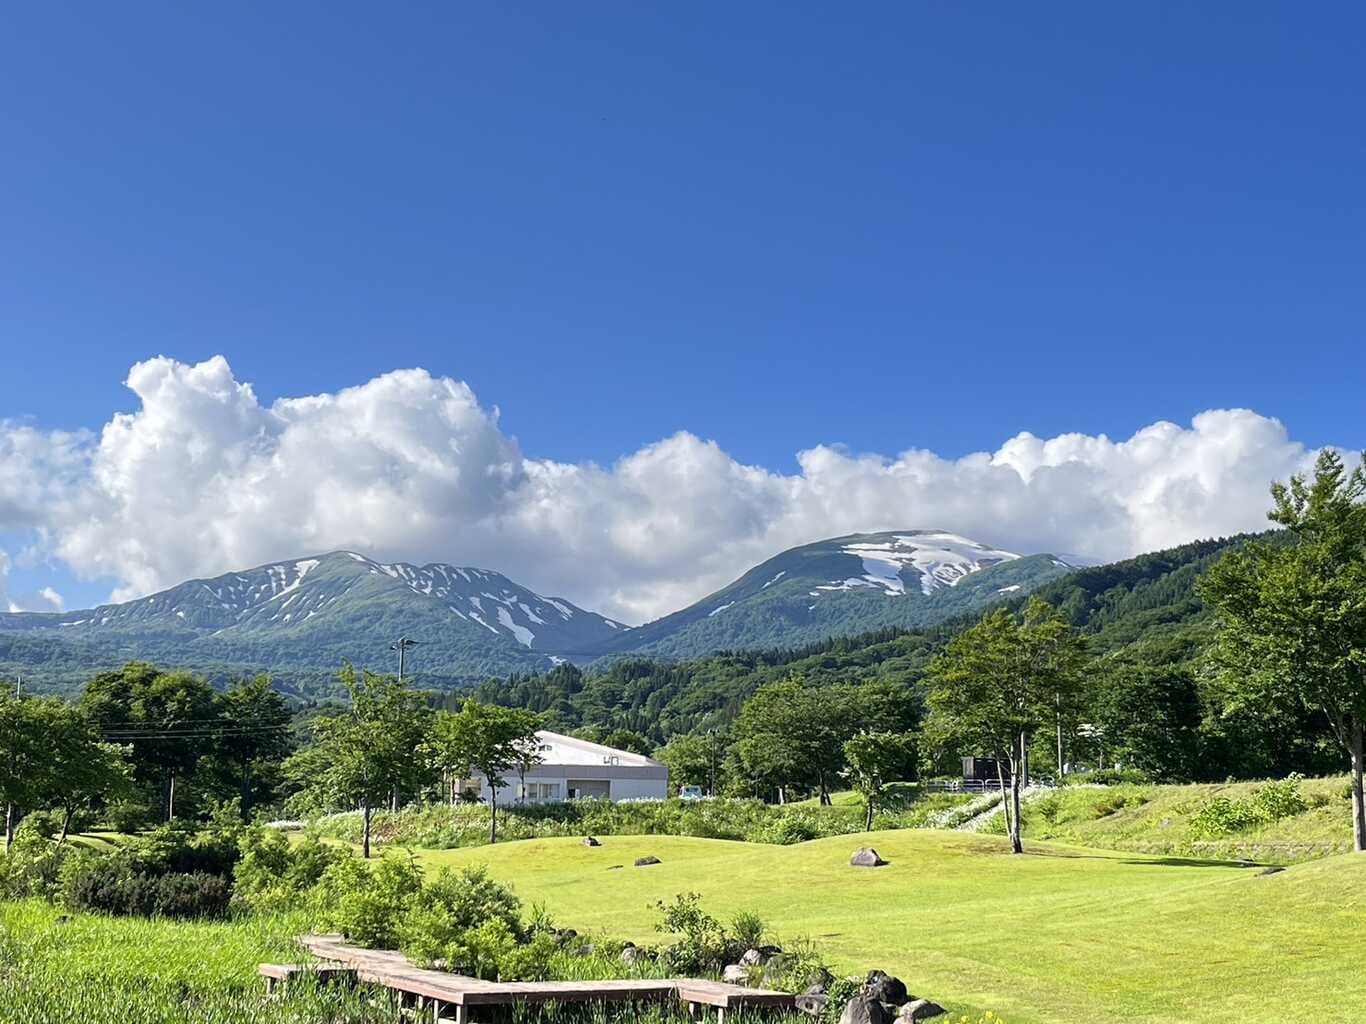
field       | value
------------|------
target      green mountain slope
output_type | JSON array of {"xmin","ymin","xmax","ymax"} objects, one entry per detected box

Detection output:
[
  {"xmin": 0, "ymin": 551, "xmax": 626, "ymax": 697},
  {"xmin": 586, "ymin": 530, "xmax": 1077, "ymax": 661}
]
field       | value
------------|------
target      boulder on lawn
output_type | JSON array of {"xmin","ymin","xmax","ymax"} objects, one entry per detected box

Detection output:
[
  {"xmin": 739, "ymin": 944, "xmax": 783, "ymax": 967},
  {"xmin": 583, "ymin": 836, "xmax": 601, "ymax": 847},
  {"xmin": 897, "ymin": 999, "xmax": 946, "ymax": 1022},
  {"xmin": 634, "ymin": 855, "xmax": 661, "ymax": 866},
  {"xmin": 850, "ymin": 847, "xmax": 887, "ymax": 868},
  {"xmin": 839, "ymin": 996, "xmax": 893, "ymax": 1024},
  {"xmin": 795, "ymin": 993, "xmax": 829, "ymax": 1017},
  {"xmin": 864, "ymin": 970, "xmax": 908, "ymax": 1005},
  {"xmin": 722, "ymin": 964, "xmax": 750, "ymax": 984}
]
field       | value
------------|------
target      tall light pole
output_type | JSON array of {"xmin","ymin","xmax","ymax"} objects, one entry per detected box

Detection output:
[{"xmin": 389, "ymin": 637, "xmax": 424, "ymax": 681}]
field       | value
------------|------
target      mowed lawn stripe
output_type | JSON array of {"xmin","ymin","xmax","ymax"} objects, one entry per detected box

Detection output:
[{"xmin": 405, "ymin": 829, "xmax": 1366, "ymax": 1024}]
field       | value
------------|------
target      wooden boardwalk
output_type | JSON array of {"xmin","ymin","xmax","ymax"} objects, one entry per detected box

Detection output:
[{"xmin": 274, "ymin": 934, "xmax": 795, "ymax": 1022}]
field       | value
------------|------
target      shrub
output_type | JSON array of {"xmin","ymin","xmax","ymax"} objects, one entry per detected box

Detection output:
[
  {"xmin": 148, "ymin": 872, "xmax": 232, "ymax": 919},
  {"xmin": 104, "ymin": 800, "xmax": 154, "ymax": 834},
  {"xmin": 313, "ymin": 854, "xmax": 424, "ymax": 948},
  {"xmin": 233, "ymin": 827, "xmax": 348, "ymax": 913},
  {"xmin": 730, "ymin": 910, "xmax": 767, "ymax": 950},
  {"xmin": 1188, "ymin": 796, "xmax": 1264, "ymax": 839},
  {"xmin": 0, "ymin": 831, "xmax": 79, "ymax": 900},
  {"xmin": 655, "ymin": 892, "xmax": 727, "ymax": 974},
  {"xmin": 400, "ymin": 866, "xmax": 524, "ymax": 964},
  {"xmin": 1253, "ymin": 774, "xmax": 1308, "ymax": 821}
]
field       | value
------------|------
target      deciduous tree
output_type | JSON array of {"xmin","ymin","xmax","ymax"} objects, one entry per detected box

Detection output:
[{"xmin": 1199, "ymin": 449, "xmax": 1366, "ymax": 852}]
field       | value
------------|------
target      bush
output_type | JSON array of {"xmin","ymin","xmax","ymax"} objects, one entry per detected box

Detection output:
[
  {"xmin": 0, "ymin": 832, "xmax": 79, "ymax": 900},
  {"xmin": 1253, "ymin": 774, "xmax": 1308, "ymax": 821},
  {"xmin": 313, "ymin": 854, "xmax": 425, "ymax": 948},
  {"xmin": 1188, "ymin": 796, "xmax": 1264, "ymax": 839},
  {"xmin": 655, "ymin": 892, "xmax": 728, "ymax": 974},
  {"xmin": 104, "ymin": 800, "xmax": 154, "ymax": 834},
  {"xmin": 148, "ymin": 872, "xmax": 232, "ymax": 919},
  {"xmin": 232, "ymin": 827, "xmax": 347, "ymax": 913},
  {"xmin": 400, "ymin": 866, "xmax": 524, "ymax": 964}
]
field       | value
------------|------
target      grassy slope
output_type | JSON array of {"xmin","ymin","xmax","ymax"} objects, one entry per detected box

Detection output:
[
  {"xmin": 409, "ymin": 830, "xmax": 1366, "ymax": 1024},
  {"xmin": 1022, "ymin": 777, "xmax": 1354, "ymax": 860}
]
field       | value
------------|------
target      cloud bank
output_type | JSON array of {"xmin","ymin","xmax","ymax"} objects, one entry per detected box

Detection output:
[{"xmin": 0, "ymin": 356, "xmax": 1350, "ymax": 623}]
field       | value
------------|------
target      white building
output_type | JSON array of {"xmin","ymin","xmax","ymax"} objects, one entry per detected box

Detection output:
[{"xmin": 467, "ymin": 730, "xmax": 668, "ymax": 805}]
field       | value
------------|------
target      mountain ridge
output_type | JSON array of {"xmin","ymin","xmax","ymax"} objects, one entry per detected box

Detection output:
[{"xmin": 0, "ymin": 530, "xmax": 1078, "ymax": 696}]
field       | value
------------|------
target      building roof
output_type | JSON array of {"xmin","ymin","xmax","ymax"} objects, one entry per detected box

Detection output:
[{"xmin": 533, "ymin": 729, "xmax": 663, "ymax": 768}]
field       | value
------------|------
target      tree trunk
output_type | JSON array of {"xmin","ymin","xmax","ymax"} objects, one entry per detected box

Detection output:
[
  {"xmin": 240, "ymin": 761, "xmax": 253, "ymax": 821},
  {"xmin": 58, "ymin": 806, "xmax": 74, "ymax": 845},
  {"xmin": 864, "ymin": 793, "xmax": 874, "ymax": 831},
  {"xmin": 776, "ymin": 785, "xmax": 785, "ymax": 805},
  {"xmin": 994, "ymin": 760, "xmax": 1012, "ymax": 842},
  {"xmin": 4, "ymin": 804, "xmax": 14, "ymax": 852},
  {"xmin": 1350, "ymin": 719, "xmax": 1365, "ymax": 854},
  {"xmin": 1009, "ymin": 733, "xmax": 1025, "ymax": 854},
  {"xmin": 488, "ymin": 792, "xmax": 498, "ymax": 845},
  {"xmin": 167, "ymin": 770, "xmax": 176, "ymax": 821},
  {"xmin": 362, "ymin": 798, "xmax": 372, "ymax": 859}
]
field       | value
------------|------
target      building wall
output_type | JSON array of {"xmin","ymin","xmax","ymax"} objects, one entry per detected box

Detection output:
[{"xmin": 472, "ymin": 764, "xmax": 668, "ymax": 805}]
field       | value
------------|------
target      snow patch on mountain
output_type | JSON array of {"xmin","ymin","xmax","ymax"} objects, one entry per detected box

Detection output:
[{"xmin": 813, "ymin": 531, "xmax": 1020, "ymax": 599}]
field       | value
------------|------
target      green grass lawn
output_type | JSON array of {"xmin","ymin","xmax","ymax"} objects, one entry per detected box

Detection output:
[{"xmin": 406, "ymin": 829, "xmax": 1366, "ymax": 1024}]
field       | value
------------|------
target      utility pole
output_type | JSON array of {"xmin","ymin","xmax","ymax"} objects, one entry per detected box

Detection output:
[
  {"xmin": 386, "ymin": 638, "xmax": 423, "ymax": 812},
  {"xmin": 389, "ymin": 637, "xmax": 423, "ymax": 682}
]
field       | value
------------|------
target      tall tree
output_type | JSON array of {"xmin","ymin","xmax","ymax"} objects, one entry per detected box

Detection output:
[
  {"xmin": 655, "ymin": 730, "xmax": 727, "ymax": 794},
  {"xmin": 35, "ymin": 700, "xmax": 132, "ymax": 843},
  {"xmin": 211, "ymin": 675, "xmax": 293, "ymax": 819},
  {"xmin": 428, "ymin": 700, "xmax": 542, "ymax": 844},
  {"xmin": 926, "ymin": 599, "xmax": 1087, "ymax": 853},
  {"xmin": 1199, "ymin": 449, "xmax": 1366, "ymax": 852},
  {"xmin": 0, "ymin": 690, "xmax": 41, "ymax": 850},
  {"xmin": 80, "ymin": 663, "xmax": 218, "ymax": 820},
  {"xmin": 285, "ymin": 665, "xmax": 432, "ymax": 858},
  {"xmin": 843, "ymin": 730, "xmax": 917, "ymax": 830}
]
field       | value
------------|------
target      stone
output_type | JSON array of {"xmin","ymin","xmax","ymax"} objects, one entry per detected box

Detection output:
[
  {"xmin": 739, "ymin": 945, "xmax": 782, "ymax": 967},
  {"xmin": 552, "ymin": 928, "xmax": 578, "ymax": 947},
  {"xmin": 803, "ymin": 968, "xmax": 834, "ymax": 995},
  {"xmin": 620, "ymin": 944, "xmax": 643, "ymax": 965},
  {"xmin": 849, "ymin": 847, "xmax": 888, "ymax": 868},
  {"xmin": 864, "ymin": 970, "xmax": 908, "ymax": 1005},
  {"xmin": 839, "ymin": 996, "xmax": 893, "ymax": 1024},
  {"xmin": 583, "ymin": 836, "xmax": 601, "ymax": 847},
  {"xmin": 634, "ymin": 855, "xmax": 661, "ymax": 866},
  {"xmin": 607, "ymin": 864, "xmax": 624, "ymax": 870},
  {"xmin": 722, "ymin": 964, "xmax": 750, "ymax": 984},
  {"xmin": 1258, "ymin": 866, "xmax": 1285, "ymax": 876},
  {"xmin": 898, "ymin": 999, "xmax": 947, "ymax": 1021},
  {"xmin": 794, "ymin": 993, "xmax": 829, "ymax": 1016}
]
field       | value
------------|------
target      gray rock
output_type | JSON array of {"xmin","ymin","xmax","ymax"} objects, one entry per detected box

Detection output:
[
  {"xmin": 634, "ymin": 855, "xmax": 661, "ymax": 866},
  {"xmin": 620, "ymin": 944, "xmax": 643, "ymax": 965},
  {"xmin": 795, "ymin": 993, "xmax": 829, "ymax": 1016},
  {"xmin": 553, "ymin": 928, "xmax": 578, "ymax": 947},
  {"xmin": 850, "ymin": 847, "xmax": 888, "ymax": 868},
  {"xmin": 583, "ymin": 836, "xmax": 601, "ymax": 847},
  {"xmin": 722, "ymin": 964, "xmax": 750, "ymax": 984},
  {"xmin": 898, "ymin": 999, "xmax": 946, "ymax": 1021},
  {"xmin": 864, "ymin": 970, "xmax": 908, "ymax": 1005},
  {"xmin": 840, "ymin": 996, "xmax": 893, "ymax": 1024},
  {"xmin": 803, "ymin": 969, "xmax": 834, "ymax": 995},
  {"xmin": 739, "ymin": 945, "xmax": 782, "ymax": 967},
  {"xmin": 1258, "ymin": 866, "xmax": 1285, "ymax": 876}
]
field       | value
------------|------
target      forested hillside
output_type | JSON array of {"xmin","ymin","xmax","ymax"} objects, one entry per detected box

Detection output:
[{"xmin": 466, "ymin": 534, "xmax": 1276, "ymax": 761}]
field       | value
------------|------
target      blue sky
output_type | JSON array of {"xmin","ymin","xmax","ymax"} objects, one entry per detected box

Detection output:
[{"xmin": 2, "ymin": 3, "xmax": 1363, "ymax": 616}]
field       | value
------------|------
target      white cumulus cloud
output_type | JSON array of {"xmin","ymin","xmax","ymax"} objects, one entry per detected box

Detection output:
[{"xmin": 0, "ymin": 355, "xmax": 1354, "ymax": 623}]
